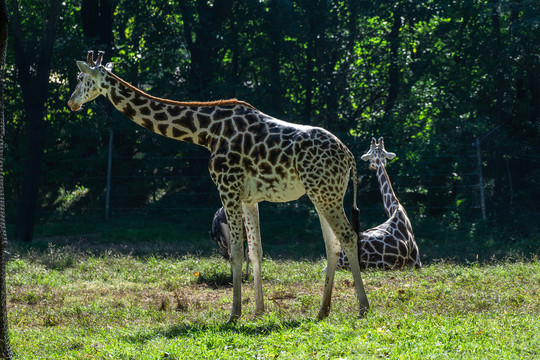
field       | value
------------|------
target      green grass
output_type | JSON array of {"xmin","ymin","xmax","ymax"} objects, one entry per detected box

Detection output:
[{"xmin": 6, "ymin": 241, "xmax": 540, "ymax": 359}]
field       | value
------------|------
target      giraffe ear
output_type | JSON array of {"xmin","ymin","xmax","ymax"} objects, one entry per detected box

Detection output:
[
  {"xmin": 361, "ymin": 153, "xmax": 371, "ymax": 161},
  {"xmin": 76, "ymin": 61, "xmax": 97, "ymax": 76},
  {"xmin": 105, "ymin": 62, "xmax": 114, "ymax": 71},
  {"xmin": 384, "ymin": 151, "xmax": 396, "ymax": 160}
]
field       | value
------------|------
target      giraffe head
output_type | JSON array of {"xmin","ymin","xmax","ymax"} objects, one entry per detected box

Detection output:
[
  {"xmin": 361, "ymin": 137, "xmax": 396, "ymax": 170},
  {"xmin": 68, "ymin": 51, "xmax": 114, "ymax": 111}
]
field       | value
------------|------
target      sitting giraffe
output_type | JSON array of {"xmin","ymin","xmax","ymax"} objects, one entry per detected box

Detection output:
[
  {"xmin": 68, "ymin": 51, "xmax": 369, "ymax": 321},
  {"xmin": 210, "ymin": 207, "xmax": 250, "ymax": 279},
  {"xmin": 335, "ymin": 138, "xmax": 421, "ymax": 270}
]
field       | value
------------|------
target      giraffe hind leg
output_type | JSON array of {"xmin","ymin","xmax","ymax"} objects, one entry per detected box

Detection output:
[
  {"xmin": 315, "ymin": 210, "xmax": 341, "ymax": 319},
  {"xmin": 315, "ymin": 205, "xmax": 370, "ymax": 318}
]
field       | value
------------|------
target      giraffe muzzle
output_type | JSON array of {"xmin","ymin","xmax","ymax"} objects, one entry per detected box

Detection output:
[{"xmin": 68, "ymin": 99, "xmax": 81, "ymax": 111}]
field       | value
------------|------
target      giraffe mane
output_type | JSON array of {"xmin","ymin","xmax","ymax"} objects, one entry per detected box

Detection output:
[{"xmin": 104, "ymin": 69, "xmax": 256, "ymax": 110}]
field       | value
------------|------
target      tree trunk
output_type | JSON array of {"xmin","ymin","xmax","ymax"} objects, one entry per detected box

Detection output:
[
  {"xmin": 266, "ymin": 0, "xmax": 284, "ymax": 116},
  {"xmin": 13, "ymin": 104, "xmax": 45, "ymax": 242},
  {"xmin": 525, "ymin": 59, "xmax": 540, "ymax": 127},
  {"xmin": 81, "ymin": 0, "xmax": 113, "ymax": 47},
  {"xmin": 179, "ymin": 0, "xmax": 234, "ymax": 98},
  {"xmin": 489, "ymin": 4, "xmax": 508, "ymax": 212},
  {"xmin": 302, "ymin": 38, "xmax": 314, "ymax": 124},
  {"xmin": 0, "ymin": 0, "xmax": 13, "ymax": 356},
  {"xmin": 11, "ymin": 0, "xmax": 62, "ymax": 242}
]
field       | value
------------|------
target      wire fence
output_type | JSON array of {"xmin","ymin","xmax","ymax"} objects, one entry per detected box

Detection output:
[
  {"xmin": 27, "ymin": 132, "xmax": 490, "ymax": 226},
  {"xmin": 5, "ymin": 122, "xmax": 531, "ymax": 231}
]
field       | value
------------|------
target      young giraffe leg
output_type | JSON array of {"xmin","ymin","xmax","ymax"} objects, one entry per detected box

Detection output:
[
  {"xmin": 222, "ymin": 200, "xmax": 245, "ymax": 322},
  {"xmin": 315, "ymin": 210, "xmax": 341, "ymax": 319},
  {"xmin": 242, "ymin": 202, "xmax": 265, "ymax": 315}
]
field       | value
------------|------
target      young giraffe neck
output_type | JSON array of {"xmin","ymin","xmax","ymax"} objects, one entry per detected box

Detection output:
[
  {"xmin": 101, "ymin": 70, "xmax": 254, "ymax": 151},
  {"xmin": 375, "ymin": 159, "xmax": 400, "ymax": 217}
]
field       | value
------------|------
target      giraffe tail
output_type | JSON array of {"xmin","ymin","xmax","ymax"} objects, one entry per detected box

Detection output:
[{"xmin": 349, "ymin": 150, "xmax": 361, "ymax": 235}]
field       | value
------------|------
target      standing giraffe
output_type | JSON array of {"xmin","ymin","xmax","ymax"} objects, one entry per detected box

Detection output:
[
  {"xmin": 68, "ymin": 51, "xmax": 369, "ymax": 321},
  {"xmin": 335, "ymin": 138, "xmax": 421, "ymax": 270}
]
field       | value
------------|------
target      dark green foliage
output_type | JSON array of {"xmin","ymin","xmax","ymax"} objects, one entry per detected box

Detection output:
[{"xmin": 3, "ymin": 0, "xmax": 539, "ymax": 245}]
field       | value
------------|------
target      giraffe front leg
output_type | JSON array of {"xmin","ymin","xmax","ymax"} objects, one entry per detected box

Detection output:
[
  {"xmin": 242, "ymin": 202, "xmax": 265, "ymax": 316},
  {"xmin": 223, "ymin": 203, "xmax": 244, "ymax": 323}
]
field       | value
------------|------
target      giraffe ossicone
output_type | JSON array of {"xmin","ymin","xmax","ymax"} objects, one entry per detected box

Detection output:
[
  {"xmin": 68, "ymin": 50, "xmax": 370, "ymax": 322},
  {"xmin": 335, "ymin": 137, "xmax": 422, "ymax": 270}
]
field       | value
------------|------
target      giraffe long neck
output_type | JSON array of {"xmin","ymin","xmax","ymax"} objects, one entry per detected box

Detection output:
[
  {"xmin": 100, "ymin": 71, "xmax": 252, "ymax": 151},
  {"xmin": 375, "ymin": 159, "xmax": 399, "ymax": 217}
]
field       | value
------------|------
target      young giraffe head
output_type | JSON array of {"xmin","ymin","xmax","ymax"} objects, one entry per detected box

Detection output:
[
  {"xmin": 68, "ymin": 51, "xmax": 113, "ymax": 111},
  {"xmin": 360, "ymin": 137, "xmax": 396, "ymax": 170}
]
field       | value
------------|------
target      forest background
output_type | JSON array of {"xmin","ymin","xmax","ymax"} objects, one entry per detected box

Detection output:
[{"xmin": 3, "ymin": 0, "xmax": 539, "ymax": 260}]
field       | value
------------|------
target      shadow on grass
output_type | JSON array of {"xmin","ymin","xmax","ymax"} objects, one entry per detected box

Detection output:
[
  {"xmin": 125, "ymin": 318, "xmax": 308, "ymax": 344},
  {"xmin": 197, "ymin": 271, "xmax": 233, "ymax": 289},
  {"xmin": 13, "ymin": 210, "xmax": 540, "ymax": 265}
]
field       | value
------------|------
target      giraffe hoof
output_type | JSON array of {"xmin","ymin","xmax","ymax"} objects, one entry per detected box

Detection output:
[
  {"xmin": 316, "ymin": 309, "xmax": 330, "ymax": 321},
  {"xmin": 358, "ymin": 306, "xmax": 370, "ymax": 318},
  {"xmin": 253, "ymin": 307, "xmax": 265, "ymax": 317},
  {"xmin": 252, "ymin": 311, "xmax": 265, "ymax": 319}
]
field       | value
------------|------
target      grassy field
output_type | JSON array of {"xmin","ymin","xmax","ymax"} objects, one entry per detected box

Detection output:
[{"xmin": 6, "ymin": 233, "xmax": 540, "ymax": 359}]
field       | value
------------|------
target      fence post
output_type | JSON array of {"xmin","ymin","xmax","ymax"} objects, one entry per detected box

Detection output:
[
  {"xmin": 475, "ymin": 137, "xmax": 486, "ymax": 221},
  {"xmin": 105, "ymin": 130, "xmax": 113, "ymax": 220}
]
